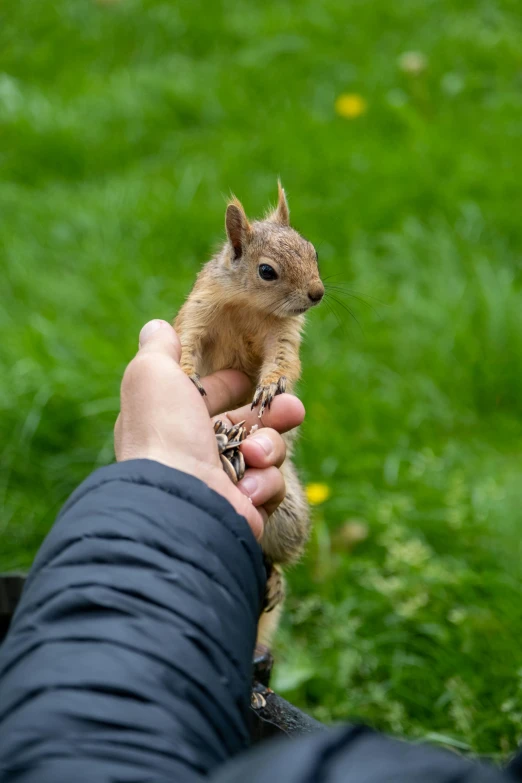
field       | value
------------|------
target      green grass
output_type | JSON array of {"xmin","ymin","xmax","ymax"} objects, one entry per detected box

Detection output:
[{"xmin": 2, "ymin": 0, "xmax": 522, "ymax": 760}]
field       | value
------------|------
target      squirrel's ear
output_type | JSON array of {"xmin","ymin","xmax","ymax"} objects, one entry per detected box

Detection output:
[
  {"xmin": 226, "ymin": 198, "xmax": 251, "ymax": 260},
  {"xmin": 267, "ymin": 180, "xmax": 290, "ymax": 227}
]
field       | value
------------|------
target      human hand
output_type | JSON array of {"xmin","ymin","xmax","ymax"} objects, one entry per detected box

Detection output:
[{"xmin": 114, "ymin": 320, "xmax": 305, "ymax": 540}]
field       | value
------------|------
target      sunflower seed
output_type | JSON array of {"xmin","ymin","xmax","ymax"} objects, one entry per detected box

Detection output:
[
  {"xmin": 223, "ymin": 439, "xmax": 242, "ymax": 451},
  {"xmin": 215, "ymin": 433, "xmax": 228, "ymax": 453},
  {"xmin": 251, "ymin": 691, "xmax": 266, "ymax": 710},
  {"xmin": 229, "ymin": 451, "xmax": 240, "ymax": 475},
  {"xmin": 228, "ymin": 420, "xmax": 246, "ymax": 440},
  {"xmin": 220, "ymin": 453, "xmax": 238, "ymax": 484},
  {"xmin": 236, "ymin": 450, "xmax": 246, "ymax": 481}
]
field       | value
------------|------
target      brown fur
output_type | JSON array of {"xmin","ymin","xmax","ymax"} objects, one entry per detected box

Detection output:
[{"xmin": 174, "ymin": 182, "xmax": 324, "ymax": 645}]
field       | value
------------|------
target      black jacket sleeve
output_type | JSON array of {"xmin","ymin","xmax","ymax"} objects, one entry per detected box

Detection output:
[
  {"xmin": 212, "ymin": 724, "xmax": 516, "ymax": 783},
  {"xmin": 0, "ymin": 460, "xmax": 266, "ymax": 783}
]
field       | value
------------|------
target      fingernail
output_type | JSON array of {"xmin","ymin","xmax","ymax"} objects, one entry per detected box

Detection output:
[
  {"xmin": 250, "ymin": 434, "xmax": 273, "ymax": 456},
  {"xmin": 139, "ymin": 320, "xmax": 169, "ymax": 347},
  {"xmin": 238, "ymin": 475, "xmax": 258, "ymax": 498}
]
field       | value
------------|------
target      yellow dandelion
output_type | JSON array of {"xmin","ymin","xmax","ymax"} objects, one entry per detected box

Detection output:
[
  {"xmin": 334, "ymin": 93, "xmax": 367, "ymax": 119},
  {"xmin": 306, "ymin": 482, "xmax": 331, "ymax": 506}
]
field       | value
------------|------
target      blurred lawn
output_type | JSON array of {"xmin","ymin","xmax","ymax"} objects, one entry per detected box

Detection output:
[{"xmin": 2, "ymin": 0, "xmax": 522, "ymax": 759}]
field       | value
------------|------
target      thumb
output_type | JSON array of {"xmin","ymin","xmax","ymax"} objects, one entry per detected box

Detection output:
[{"xmin": 138, "ymin": 320, "xmax": 182, "ymax": 363}]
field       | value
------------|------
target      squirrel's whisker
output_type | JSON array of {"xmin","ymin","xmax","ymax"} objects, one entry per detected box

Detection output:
[
  {"xmin": 323, "ymin": 295, "xmax": 345, "ymax": 335},
  {"xmin": 321, "ymin": 272, "xmax": 345, "ymax": 282},
  {"xmin": 325, "ymin": 293, "xmax": 364, "ymax": 335},
  {"xmin": 258, "ymin": 295, "xmax": 289, "ymax": 326},
  {"xmin": 324, "ymin": 282, "xmax": 386, "ymax": 305},
  {"xmin": 324, "ymin": 286, "xmax": 381, "ymax": 317}
]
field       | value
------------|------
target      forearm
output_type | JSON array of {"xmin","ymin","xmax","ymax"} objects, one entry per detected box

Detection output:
[
  {"xmin": 0, "ymin": 460, "xmax": 265, "ymax": 782},
  {"xmin": 259, "ymin": 327, "xmax": 302, "ymax": 391}
]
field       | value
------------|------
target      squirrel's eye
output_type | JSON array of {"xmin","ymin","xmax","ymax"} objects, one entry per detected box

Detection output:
[{"xmin": 258, "ymin": 263, "xmax": 278, "ymax": 281}]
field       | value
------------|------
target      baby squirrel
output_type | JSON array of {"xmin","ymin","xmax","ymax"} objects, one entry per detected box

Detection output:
[{"xmin": 174, "ymin": 182, "xmax": 324, "ymax": 645}]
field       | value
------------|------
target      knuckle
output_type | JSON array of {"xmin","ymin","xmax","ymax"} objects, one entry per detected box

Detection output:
[
  {"xmin": 268, "ymin": 465, "xmax": 285, "ymax": 496},
  {"xmin": 277, "ymin": 435, "xmax": 287, "ymax": 461},
  {"xmin": 134, "ymin": 352, "xmax": 167, "ymax": 372},
  {"xmin": 122, "ymin": 353, "xmax": 168, "ymax": 390},
  {"xmin": 265, "ymin": 429, "xmax": 286, "ymax": 463}
]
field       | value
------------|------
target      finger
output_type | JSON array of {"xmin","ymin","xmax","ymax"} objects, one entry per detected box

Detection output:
[
  {"xmin": 237, "ymin": 466, "xmax": 286, "ymax": 517},
  {"xmin": 240, "ymin": 428, "xmax": 286, "ymax": 469},
  {"xmin": 224, "ymin": 487, "xmax": 266, "ymax": 541},
  {"xmin": 138, "ymin": 320, "xmax": 181, "ymax": 362},
  {"xmin": 139, "ymin": 319, "xmax": 172, "ymax": 347},
  {"xmin": 223, "ymin": 394, "xmax": 305, "ymax": 435},
  {"xmin": 242, "ymin": 504, "xmax": 266, "ymax": 541},
  {"xmin": 201, "ymin": 370, "xmax": 253, "ymax": 417}
]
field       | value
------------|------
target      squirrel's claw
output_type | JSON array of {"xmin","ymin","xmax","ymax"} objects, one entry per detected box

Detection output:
[
  {"xmin": 252, "ymin": 383, "xmax": 277, "ymax": 417},
  {"xmin": 252, "ymin": 376, "xmax": 287, "ymax": 418},
  {"xmin": 276, "ymin": 376, "xmax": 287, "ymax": 395},
  {"xmin": 251, "ymin": 386, "xmax": 262, "ymax": 410},
  {"xmin": 189, "ymin": 373, "xmax": 207, "ymax": 396}
]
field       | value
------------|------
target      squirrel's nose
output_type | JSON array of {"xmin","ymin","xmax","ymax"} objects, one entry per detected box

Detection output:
[{"xmin": 308, "ymin": 283, "xmax": 324, "ymax": 304}]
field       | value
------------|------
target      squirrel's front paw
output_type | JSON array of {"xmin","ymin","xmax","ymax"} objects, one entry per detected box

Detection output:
[
  {"xmin": 251, "ymin": 376, "xmax": 286, "ymax": 417},
  {"xmin": 189, "ymin": 372, "xmax": 207, "ymax": 396}
]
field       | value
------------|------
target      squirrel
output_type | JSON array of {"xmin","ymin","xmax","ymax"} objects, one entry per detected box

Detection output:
[{"xmin": 174, "ymin": 182, "xmax": 324, "ymax": 645}]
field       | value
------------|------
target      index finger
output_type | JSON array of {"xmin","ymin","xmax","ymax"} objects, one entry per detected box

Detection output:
[{"xmin": 201, "ymin": 370, "xmax": 253, "ymax": 417}]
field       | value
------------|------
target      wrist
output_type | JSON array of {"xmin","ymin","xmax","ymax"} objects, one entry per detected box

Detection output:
[
  {"xmin": 134, "ymin": 449, "xmax": 241, "ymax": 510},
  {"xmin": 136, "ymin": 449, "xmax": 217, "ymax": 485}
]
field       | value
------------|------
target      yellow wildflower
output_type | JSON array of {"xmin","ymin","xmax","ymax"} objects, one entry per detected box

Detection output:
[
  {"xmin": 306, "ymin": 483, "xmax": 331, "ymax": 506},
  {"xmin": 334, "ymin": 93, "xmax": 367, "ymax": 119}
]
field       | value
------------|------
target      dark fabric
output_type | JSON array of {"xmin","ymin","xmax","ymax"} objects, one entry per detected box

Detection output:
[
  {"xmin": 212, "ymin": 724, "xmax": 516, "ymax": 783},
  {"xmin": 508, "ymin": 750, "xmax": 522, "ymax": 779},
  {"xmin": 0, "ymin": 458, "xmax": 520, "ymax": 783},
  {"xmin": 0, "ymin": 459, "xmax": 266, "ymax": 782}
]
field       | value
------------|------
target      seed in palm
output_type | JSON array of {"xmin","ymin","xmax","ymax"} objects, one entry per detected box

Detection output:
[{"xmin": 214, "ymin": 420, "xmax": 249, "ymax": 483}]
